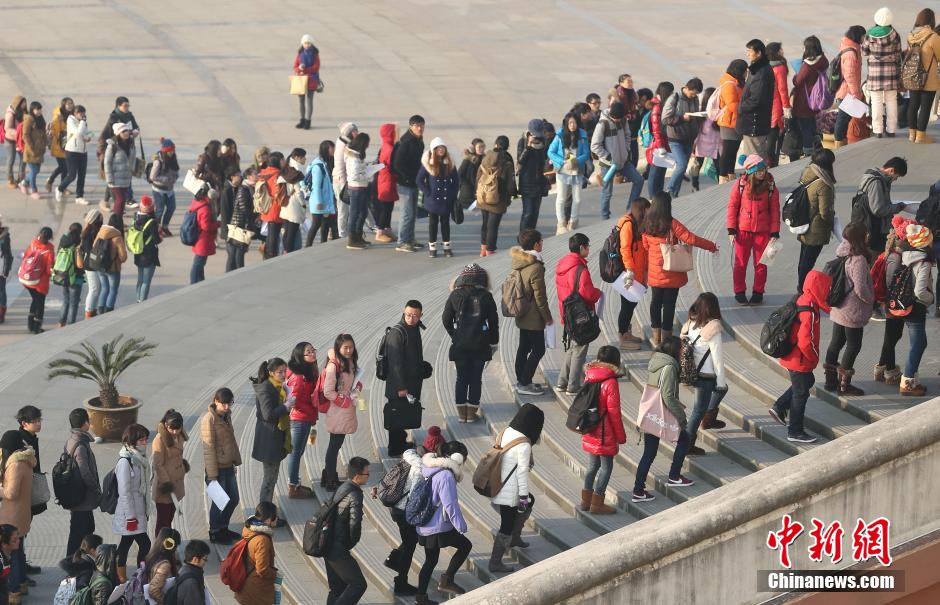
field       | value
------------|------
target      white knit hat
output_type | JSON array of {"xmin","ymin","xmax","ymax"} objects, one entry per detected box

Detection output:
[
  {"xmin": 301, "ymin": 34, "xmax": 314, "ymax": 45},
  {"xmin": 429, "ymin": 137, "xmax": 446, "ymax": 150},
  {"xmin": 112, "ymin": 122, "xmax": 131, "ymax": 136},
  {"xmin": 874, "ymin": 7, "xmax": 893, "ymax": 27}
]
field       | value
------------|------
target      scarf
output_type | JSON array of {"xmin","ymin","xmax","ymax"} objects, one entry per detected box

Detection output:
[
  {"xmin": 269, "ymin": 377, "xmax": 293, "ymax": 455},
  {"xmin": 868, "ymin": 25, "xmax": 891, "ymax": 38},
  {"xmin": 299, "ymin": 46, "xmax": 318, "ymax": 71},
  {"xmin": 120, "ymin": 444, "xmax": 153, "ymax": 518}
]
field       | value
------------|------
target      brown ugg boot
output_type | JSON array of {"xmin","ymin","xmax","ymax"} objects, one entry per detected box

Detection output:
[
  {"xmin": 838, "ymin": 367, "xmax": 864, "ymax": 396},
  {"xmin": 579, "ymin": 488, "xmax": 592, "ymax": 511},
  {"xmin": 651, "ymin": 328, "xmax": 662, "ymax": 348},
  {"xmin": 701, "ymin": 408, "xmax": 726, "ymax": 429},
  {"xmin": 873, "ymin": 364, "xmax": 886, "ymax": 382},
  {"xmin": 823, "ymin": 363, "xmax": 839, "ymax": 391},
  {"xmin": 589, "ymin": 492, "xmax": 616, "ymax": 515}
]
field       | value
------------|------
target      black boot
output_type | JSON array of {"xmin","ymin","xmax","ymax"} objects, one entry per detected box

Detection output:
[
  {"xmin": 392, "ymin": 575, "xmax": 418, "ymax": 595},
  {"xmin": 823, "ymin": 364, "xmax": 839, "ymax": 392},
  {"xmin": 687, "ymin": 435, "xmax": 706, "ymax": 455},
  {"xmin": 27, "ymin": 314, "xmax": 35, "ymax": 334}
]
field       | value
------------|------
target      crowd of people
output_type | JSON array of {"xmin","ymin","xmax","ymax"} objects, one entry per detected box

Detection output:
[{"xmin": 1, "ymin": 6, "xmax": 940, "ymax": 605}]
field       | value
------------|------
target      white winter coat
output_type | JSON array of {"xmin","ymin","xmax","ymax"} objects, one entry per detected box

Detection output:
[
  {"xmin": 65, "ymin": 115, "xmax": 91, "ymax": 153},
  {"xmin": 395, "ymin": 447, "xmax": 426, "ymax": 511},
  {"xmin": 111, "ymin": 448, "xmax": 151, "ymax": 536},
  {"xmin": 491, "ymin": 426, "xmax": 532, "ymax": 506},
  {"xmin": 680, "ymin": 318, "xmax": 726, "ymax": 389},
  {"xmin": 279, "ymin": 182, "xmax": 307, "ymax": 224}
]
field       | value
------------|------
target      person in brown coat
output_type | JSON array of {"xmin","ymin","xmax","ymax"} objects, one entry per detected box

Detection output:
[
  {"xmin": 20, "ymin": 102, "xmax": 47, "ymax": 198},
  {"xmin": 476, "ymin": 136, "xmax": 517, "ymax": 255},
  {"xmin": 0, "ymin": 433, "xmax": 37, "ymax": 603},
  {"xmin": 151, "ymin": 410, "xmax": 189, "ymax": 535},
  {"xmin": 93, "ymin": 214, "xmax": 128, "ymax": 315},
  {"xmin": 201, "ymin": 388, "xmax": 242, "ymax": 544},
  {"xmin": 235, "ymin": 502, "xmax": 279, "ymax": 605}
]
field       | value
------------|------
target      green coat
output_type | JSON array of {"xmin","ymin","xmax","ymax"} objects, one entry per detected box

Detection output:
[
  {"xmin": 509, "ymin": 246, "xmax": 553, "ymax": 331},
  {"xmin": 647, "ymin": 352, "xmax": 687, "ymax": 428},
  {"xmin": 797, "ymin": 165, "xmax": 835, "ymax": 247}
]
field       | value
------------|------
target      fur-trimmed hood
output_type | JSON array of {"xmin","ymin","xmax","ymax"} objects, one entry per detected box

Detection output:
[
  {"xmin": 421, "ymin": 149, "xmax": 454, "ymax": 175},
  {"xmin": 421, "ymin": 452, "xmax": 464, "ymax": 482},
  {"xmin": 5, "ymin": 445, "xmax": 36, "ymax": 469},
  {"xmin": 584, "ymin": 361, "xmax": 623, "ymax": 383},
  {"xmin": 243, "ymin": 518, "xmax": 274, "ymax": 538}
]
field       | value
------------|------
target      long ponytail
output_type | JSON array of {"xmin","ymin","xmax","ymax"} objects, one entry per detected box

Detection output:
[{"xmin": 252, "ymin": 357, "xmax": 286, "ymax": 384}]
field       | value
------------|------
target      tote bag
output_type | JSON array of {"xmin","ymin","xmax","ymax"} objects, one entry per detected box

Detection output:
[
  {"xmin": 289, "ymin": 75, "xmax": 309, "ymax": 95},
  {"xmin": 660, "ymin": 231, "xmax": 693, "ymax": 273},
  {"xmin": 636, "ymin": 372, "xmax": 682, "ymax": 443}
]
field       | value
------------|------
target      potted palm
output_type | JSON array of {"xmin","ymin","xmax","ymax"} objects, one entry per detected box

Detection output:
[{"xmin": 47, "ymin": 334, "xmax": 157, "ymax": 441}]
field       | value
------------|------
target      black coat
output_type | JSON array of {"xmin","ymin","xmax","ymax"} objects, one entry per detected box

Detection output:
[
  {"xmin": 457, "ymin": 153, "xmax": 482, "ymax": 208},
  {"xmin": 383, "ymin": 319, "xmax": 425, "ymax": 400},
  {"xmin": 442, "ymin": 287, "xmax": 499, "ymax": 362},
  {"xmin": 1, "ymin": 227, "xmax": 14, "ymax": 278},
  {"xmin": 59, "ymin": 553, "xmax": 96, "ymax": 591},
  {"xmin": 173, "ymin": 562, "xmax": 207, "ymax": 605},
  {"xmin": 736, "ymin": 56, "xmax": 775, "ymax": 137},
  {"xmin": 132, "ymin": 213, "xmax": 161, "ymax": 268},
  {"xmin": 392, "ymin": 131, "xmax": 425, "ymax": 187},
  {"xmin": 517, "ymin": 144, "xmax": 548, "ymax": 198},
  {"xmin": 328, "ymin": 480, "xmax": 363, "ymax": 556},
  {"xmin": 250, "ymin": 379, "xmax": 289, "ymax": 464}
]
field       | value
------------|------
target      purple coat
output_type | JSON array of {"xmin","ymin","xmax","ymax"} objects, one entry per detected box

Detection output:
[
  {"xmin": 830, "ymin": 240, "xmax": 874, "ymax": 329},
  {"xmin": 693, "ymin": 118, "xmax": 720, "ymax": 159},
  {"xmin": 416, "ymin": 453, "xmax": 468, "ymax": 537}
]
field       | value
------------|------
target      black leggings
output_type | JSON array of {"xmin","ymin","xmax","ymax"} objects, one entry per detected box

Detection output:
[
  {"xmin": 649, "ymin": 286, "xmax": 679, "ymax": 331},
  {"xmin": 325, "ymin": 432, "xmax": 346, "ymax": 478},
  {"xmin": 116, "ymin": 532, "xmax": 151, "ymax": 567},
  {"xmin": 498, "ymin": 505, "xmax": 518, "ymax": 534},
  {"xmin": 907, "ymin": 90, "xmax": 937, "ymax": 132},
  {"xmin": 307, "ymin": 214, "xmax": 337, "ymax": 245},
  {"xmin": 618, "ymin": 295, "xmax": 638, "ymax": 334},
  {"xmin": 418, "ymin": 530, "xmax": 472, "ymax": 593},
  {"xmin": 878, "ymin": 316, "xmax": 905, "ymax": 369},
  {"xmin": 480, "ymin": 210, "xmax": 502, "ymax": 251},
  {"xmin": 825, "ymin": 323, "xmax": 863, "ymax": 370},
  {"xmin": 282, "ymin": 221, "xmax": 300, "ymax": 253},
  {"xmin": 49, "ymin": 156, "xmax": 67, "ymax": 184},
  {"xmin": 27, "ymin": 288, "xmax": 46, "ymax": 322},
  {"xmin": 428, "ymin": 212, "xmax": 450, "ymax": 243},
  {"xmin": 719, "ymin": 139, "xmax": 741, "ymax": 176},
  {"xmin": 372, "ymin": 201, "xmax": 393, "ymax": 230}
]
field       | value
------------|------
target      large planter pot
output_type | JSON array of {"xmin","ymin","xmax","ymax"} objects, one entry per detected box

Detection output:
[{"xmin": 84, "ymin": 395, "xmax": 142, "ymax": 442}]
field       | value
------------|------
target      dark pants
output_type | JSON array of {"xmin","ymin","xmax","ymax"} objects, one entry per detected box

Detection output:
[
  {"xmin": 766, "ymin": 128, "xmax": 781, "ymax": 168},
  {"xmin": 719, "ymin": 139, "xmax": 742, "ymax": 176},
  {"xmin": 515, "ymin": 328, "xmax": 546, "ymax": 386},
  {"xmin": 59, "ymin": 151, "xmax": 87, "ymax": 197},
  {"xmin": 878, "ymin": 316, "xmax": 905, "ymax": 369},
  {"xmin": 27, "ymin": 288, "xmax": 45, "ymax": 323},
  {"xmin": 418, "ymin": 530, "xmax": 472, "ymax": 594},
  {"xmin": 111, "ymin": 186, "xmax": 130, "ymax": 215},
  {"xmin": 307, "ymin": 214, "xmax": 337, "ymax": 245},
  {"xmin": 67, "ymin": 510, "xmax": 96, "ymax": 557},
  {"xmin": 907, "ymin": 90, "xmax": 937, "ymax": 132},
  {"xmin": 208, "ymin": 466, "xmax": 239, "ymax": 533},
  {"xmin": 373, "ymin": 202, "xmax": 393, "ymax": 230},
  {"xmin": 687, "ymin": 376, "xmax": 718, "ymax": 440},
  {"xmin": 773, "ymin": 370, "xmax": 815, "ymax": 436},
  {"xmin": 347, "ymin": 187, "xmax": 369, "ymax": 236},
  {"xmin": 634, "ymin": 431, "xmax": 690, "ymax": 492},
  {"xmin": 480, "ymin": 210, "xmax": 502, "ymax": 251},
  {"xmin": 282, "ymin": 221, "xmax": 300, "ymax": 253},
  {"xmin": 833, "ymin": 109, "xmax": 852, "ymax": 142},
  {"xmin": 795, "ymin": 116, "xmax": 817, "ymax": 153},
  {"xmin": 454, "ymin": 359, "xmax": 485, "ymax": 407},
  {"xmin": 325, "ymin": 432, "xmax": 346, "ymax": 478},
  {"xmin": 428, "ymin": 212, "xmax": 450, "ymax": 243},
  {"xmin": 649, "ymin": 286, "xmax": 679, "ymax": 331},
  {"xmin": 869, "ymin": 231, "xmax": 888, "ymax": 262},
  {"xmin": 520, "ymin": 193, "xmax": 542, "ymax": 231},
  {"xmin": 647, "ymin": 165, "xmax": 666, "ymax": 197},
  {"xmin": 388, "ymin": 428, "xmax": 409, "ymax": 456},
  {"xmin": 155, "ymin": 502, "xmax": 175, "ymax": 535},
  {"xmin": 190, "ymin": 254, "xmax": 207, "ymax": 284},
  {"xmin": 797, "ymin": 244, "xmax": 824, "ymax": 292},
  {"xmin": 48, "ymin": 156, "xmax": 67, "ymax": 185},
  {"xmin": 225, "ymin": 242, "xmax": 246, "ymax": 272},
  {"xmin": 390, "ymin": 507, "xmax": 418, "ymax": 581},
  {"xmin": 325, "ymin": 552, "xmax": 368, "ymax": 605},
  {"xmin": 264, "ymin": 222, "xmax": 282, "ymax": 258},
  {"xmin": 116, "ymin": 532, "xmax": 151, "ymax": 567},
  {"xmin": 618, "ymin": 296, "xmax": 638, "ymax": 334},
  {"xmin": 498, "ymin": 504, "xmax": 518, "ymax": 534},
  {"xmin": 825, "ymin": 323, "xmax": 864, "ymax": 370}
]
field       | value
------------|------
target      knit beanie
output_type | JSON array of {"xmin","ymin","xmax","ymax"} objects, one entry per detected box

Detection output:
[
  {"xmin": 83, "ymin": 208, "xmax": 102, "ymax": 226},
  {"xmin": 160, "ymin": 137, "xmax": 175, "ymax": 152},
  {"xmin": 139, "ymin": 195, "xmax": 154, "ymax": 213},
  {"xmin": 892, "ymin": 215, "xmax": 914, "ymax": 239},
  {"xmin": 738, "ymin": 154, "xmax": 767, "ymax": 174},
  {"xmin": 422, "ymin": 426, "xmax": 445, "ymax": 453},
  {"xmin": 906, "ymin": 224, "xmax": 933, "ymax": 249},
  {"xmin": 874, "ymin": 7, "xmax": 892, "ymax": 27},
  {"xmin": 112, "ymin": 122, "xmax": 131, "ymax": 136},
  {"xmin": 455, "ymin": 263, "xmax": 489, "ymax": 289},
  {"xmin": 301, "ymin": 34, "xmax": 314, "ymax": 46}
]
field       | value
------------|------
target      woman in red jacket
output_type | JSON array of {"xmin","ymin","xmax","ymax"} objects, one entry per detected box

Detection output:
[
  {"xmin": 285, "ymin": 341, "xmax": 319, "ymax": 498},
  {"xmin": 579, "ymin": 346, "xmax": 626, "ymax": 515},
  {"xmin": 293, "ymin": 35, "xmax": 320, "ymax": 130},
  {"xmin": 645, "ymin": 82, "xmax": 673, "ymax": 197},
  {"xmin": 189, "ymin": 189, "xmax": 220, "ymax": 284},
  {"xmin": 766, "ymin": 43, "xmax": 791, "ymax": 167},
  {"xmin": 258, "ymin": 152, "xmax": 286, "ymax": 259},
  {"xmin": 726, "ymin": 154, "xmax": 780, "ymax": 306},
  {"xmin": 374, "ymin": 123, "xmax": 399, "ymax": 244},
  {"xmin": 20, "ymin": 226, "xmax": 54, "ymax": 334},
  {"xmin": 642, "ymin": 192, "xmax": 718, "ymax": 347}
]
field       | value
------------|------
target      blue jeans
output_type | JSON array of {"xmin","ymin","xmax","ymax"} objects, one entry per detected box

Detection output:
[
  {"xmin": 796, "ymin": 117, "xmax": 817, "ymax": 153},
  {"xmin": 584, "ymin": 454, "xmax": 613, "ymax": 495},
  {"xmin": 98, "ymin": 271, "xmax": 120, "ymax": 311},
  {"xmin": 397, "ymin": 185, "xmax": 418, "ymax": 244},
  {"xmin": 136, "ymin": 264, "xmax": 156, "ymax": 301},
  {"xmin": 600, "ymin": 162, "xmax": 644, "ymax": 218},
  {"xmin": 666, "ymin": 141, "xmax": 691, "ymax": 196},
  {"xmin": 59, "ymin": 283, "xmax": 83, "ymax": 325},
  {"xmin": 152, "ymin": 190, "xmax": 176, "ymax": 228},
  {"xmin": 288, "ymin": 420, "xmax": 313, "ymax": 486},
  {"xmin": 10, "ymin": 535, "xmax": 26, "ymax": 595},
  {"xmin": 190, "ymin": 254, "xmax": 207, "ymax": 284},
  {"xmin": 648, "ymin": 165, "xmax": 666, "ymax": 197},
  {"xmin": 519, "ymin": 193, "xmax": 542, "ymax": 231},
  {"xmin": 347, "ymin": 187, "xmax": 369, "ymax": 236},
  {"xmin": 904, "ymin": 321, "xmax": 927, "ymax": 377},
  {"xmin": 84, "ymin": 270, "xmax": 100, "ymax": 313},
  {"xmin": 634, "ymin": 431, "xmax": 690, "ymax": 493},
  {"xmin": 24, "ymin": 162, "xmax": 40, "ymax": 192},
  {"xmin": 207, "ymin": 466, "xmax": 239, "ymax": 533},
  {"xmin": 773, "ymin": 370, "xmax": 814, "ymax": 436}
]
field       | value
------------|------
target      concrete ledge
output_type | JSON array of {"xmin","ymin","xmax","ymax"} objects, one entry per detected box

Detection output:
[{"xmin": 452, "ymin": 396, "xmax": 940, "ymax": 605}]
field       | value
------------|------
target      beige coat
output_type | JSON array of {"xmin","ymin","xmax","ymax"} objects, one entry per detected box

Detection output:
[
  {"xmin": 0, "ymin": 447, "xmax": 36, "ymax": 535},
  {"xmin": 202, "ymin": 403, "xmax": 242, "ymax": 481},
  {"xmin": 93, "ymin": 225, "xmax": 128, "ymax": 273},
  {"xmin": 147, "ymin": 559, "xmax": 174, "ymax": 604},
  {"xmin": 22, "ymin": 114, "xmax": 46, "ymax": 164},
  {"xmin": 908, "ymin": 27, "xmax": 940, "ymax": 91},
  {"xmin": 151, "ymin": 422, "xmax": 188, "ymax": 504}
]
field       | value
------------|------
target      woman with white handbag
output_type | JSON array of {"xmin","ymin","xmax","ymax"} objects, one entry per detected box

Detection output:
[
  {"xmin": 642, "ymin": 192, "xmax": 718, "ymax": 347},
  {"xmin": 225, "ymin": 168, "xmax": 255, "ymax": 272}
]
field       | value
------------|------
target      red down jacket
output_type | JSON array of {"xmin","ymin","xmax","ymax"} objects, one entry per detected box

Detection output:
[
  {"xmin": 580, "ymin": 362, "xmax": 627, "ymax": 456},
  {"xmin": 727, "ymin": 173, "xmax": 780, "ymax": 235},
  {"xmin": 555, "ymin": 252, "xmax": 602, "ymax": 323},
  {"xmin": 287, "ymin": 368, "xmax": 318, "ymax": 424},
  {"xmin": 780, "ymin": 270, "xmax": 831, "ymax": 373}
]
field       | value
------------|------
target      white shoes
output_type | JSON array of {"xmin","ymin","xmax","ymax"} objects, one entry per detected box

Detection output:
[
  {"xmin": 75, "ymin": 197, "xmax": 89, "ymax": 205},
  {"xmin": 54, "ymin": 189, "xmax": 63, "ymax": 202}
]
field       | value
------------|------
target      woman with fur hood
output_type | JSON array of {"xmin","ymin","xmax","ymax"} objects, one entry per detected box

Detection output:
[
  {"xmin": 0, "ymin": 433, "xmax": 36, "ymax": 602},
  {"xmin": 151, "ymin": 409, "xmax": 189, "ymax": 535},
  {"xmin": 579, "ymin": 347, "xmax": 627, "ymax": 515},
  {"xmin": 417, "ymin": 138, "xmax": 460, "ymax": 258},
  {"xmin": 416, "ymin": 441, "xmax": 471, "ymax": 604}
]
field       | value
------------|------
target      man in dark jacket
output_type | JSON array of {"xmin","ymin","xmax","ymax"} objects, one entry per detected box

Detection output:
[
  {"xmin": 736, "ymin": 40, "xmax": 775, "ymax": 161},
  {"xmin": 517, "ymin": 119, "xmax": 549, "ymax": 231},
  {"xmin": 326, "ymin": 457, "xmax": 369, "ymax": 605},
  {"xmin": 173, "ymin": 540, "xmax": 210, "ymax": 605},
  {"xmin": 384, "ymin": 300, "xmax": 429, "ymax": 456},
  {"xmin": 65, "ymin": 408, "xmax": 102, "ymax": 557},
  {"xmin": 662, "ymin": 78, "xmax": 703, "ymax": 197},
  {"xmin": 858, "ymin": 157, "xmax": 908, "ymax": 255},
  {"xmin": 0, "ymin": 217, "xmax": 11, "ymax": 324},
  {"xmin": 392, "ymin": 115, "xmax": 426, "ymax": 252}
]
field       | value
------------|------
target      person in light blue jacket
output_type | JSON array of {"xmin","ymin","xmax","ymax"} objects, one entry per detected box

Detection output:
[
  {"xmin": 416, "ymin": 441, "xmax": 471, "ymax": 601},
  {"xmin": 305, "ymin": 140, "xmax": 337, "ymax": 246},
  {"xmin": 548, "ymin": 113, "xmax": 590, "ymax": 235}
]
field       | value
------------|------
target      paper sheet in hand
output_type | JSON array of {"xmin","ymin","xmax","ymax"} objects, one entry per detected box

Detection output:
[
  {"xmin": 207, "ymin": 480, "xmax": 230, "ymax": 510},
  {"xmin": 544, "ymin": 324, "xmax": 556, "ymax": 349},
  {"xmin": 894, "ymin": 200, "xmax": 921, "ymax": 213},
  {"xmin": 365, "ymin": 163, "xmax": 385, "ymax": 179},
  {"xmin": 839, "ymin": 94, "xmax": 868, "ymax": 119},
  {"xmin": 467, "ymin": 200, "xmax": 480, "ymax": 214},
  {"xmin": 833, "ymin": 216, "xmax": 845, "ymax": 243},
  {"xmin": 685, "ymin": 111, "xmax": 707, "ymax": 117},
  {"xmin": 610, "ymin": 272, "xmax": 648, "ymax": 302},
  {"xmin": 108, "ymin": 583, "xmax": 127, "ymax": 604},
  {"xmin": 758, "ymin": 239, "xmax": 782, "ymax": 266},
  {"xmin": 595, "ymin": 292, "xmax": 605, "ymax": 319}
]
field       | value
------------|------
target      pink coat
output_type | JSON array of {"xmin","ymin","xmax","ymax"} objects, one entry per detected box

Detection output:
[
  {"xmin": 829, "ymin": 241, "xmax": 874, "ymax": 329},
  {"xmin": 323, "ymin": 359, "xmax": 358, "ymax": 435},
  {"xmin": 189, "ymin": 198, "xmax": 220, "ymax": 256},
  {"xmin": 836, "ymin": 37, "xmax": 862, "ymax": 100}
]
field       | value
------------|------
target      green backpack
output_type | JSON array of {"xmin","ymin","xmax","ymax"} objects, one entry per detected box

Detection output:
[
  {"xmin": 69, "ymin": 575, "xmax": 111, "ymax": 605},
  {"xmin": 126, "ymin": 218, "xmax": 154, "ymax": 255},
  {"xmin": 52, "ymin": 246, "xmax": 77, "ymax": 286}
]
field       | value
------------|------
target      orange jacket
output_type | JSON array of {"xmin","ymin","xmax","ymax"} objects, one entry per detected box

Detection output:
[
  {"xmin": 617, "ymin": 214, "xmax": 647, "ymax": 286},
  {"xmin": 716, "ymin": 73, "xmax": 742, "ymax": 129},
  {"xmin": 642, "ymin": 218, "xmax": 716, "ymax": 289},
  {"xmin": 258, "ymin": 166, "xmax": 285, "ymax": 224}
]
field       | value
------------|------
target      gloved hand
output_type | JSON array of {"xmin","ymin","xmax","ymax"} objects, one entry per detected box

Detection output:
[
  {"xmin": 517, "ymin": 495, "xmax": 531, "ymax": 512},
  {"xmin": 783, "ymin": 108, "xmax": 793, "ymax": 120},
  {"xmin": 159, "ymin": 482, "xmax": 174, "ymax": 496},
  {"xmin": 127, "ymin": 518, "xmax": 139, "ymax": 532},
  {"xmin": 622, "ymin": 270, "xmax": 634, "ymax": 289}
]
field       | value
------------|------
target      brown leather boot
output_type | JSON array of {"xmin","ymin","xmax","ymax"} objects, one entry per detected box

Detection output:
[
  {"xmin": 651, "ymin": 328, "xmax": 662, "ymax": 348},
  {"xmin": 589, "ymin": 492, "xmax": 616, "ymax": 514},
  {"xmin": 687, "ymin": 435, "xmax": 706, "ymax": 456},
  {"xmin": 701, "ymin": 408, "xmax": 726, "ymax": 429},
  {"xmin": 0, "ymin": 306, "xmax": 5, "ymax": 323},
  {"xmin": 288, "ymin": 484, "xmax": 314, "ymax": 499},
  {"xmin": 579, "ymin": 488, "xmax": 592, "ymax": 511},
  {"xmin": 117, "ymin": 565, "xmax": 127, "ymax": 583},
  {"xmin": 838, "ymin": 367, "xmax": 864, "ymax": 396},
  {"xmin": 823, "ymin": 364, "xmax": 839, "ymax": 391}
]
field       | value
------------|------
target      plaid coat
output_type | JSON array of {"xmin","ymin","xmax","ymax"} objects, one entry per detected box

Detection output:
[{"xmin": 861, "ymin": 29, "xmax": 902, "ymax": 91}]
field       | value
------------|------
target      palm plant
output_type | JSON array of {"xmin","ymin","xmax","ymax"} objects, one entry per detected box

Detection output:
[{"xmin": 47, "ymin": 334, "xmax": 157, "ymax": 408}]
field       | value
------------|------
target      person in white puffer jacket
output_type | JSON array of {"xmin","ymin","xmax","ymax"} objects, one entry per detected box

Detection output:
[
  {"xmin": 59, "ymin": 105, "xmax": 94, "ymax": 204},
  {"xmin": 679, "ymin": 292, "xmax": 728, "ymax": 456},
  {"xmin": 489, "ymin": 403, "xmax": 543, "ymax": 573}
]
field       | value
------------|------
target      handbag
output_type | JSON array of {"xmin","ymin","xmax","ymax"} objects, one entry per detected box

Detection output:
[
  {"xmin": 383, "ymin": 396, "xmax": 423, "ymax": 430},
  {"xmin": 228, "ymin": 224, "xmax": 252, "ymax": 245},
  {"xmin": 289, "ymin": 75, "xmax": 309, "ymax": 95},
  {"xmin": 636, "ymin": 372, "xmax": 682, "ymax": 443},
  {"xmin": 31, "ymin": 471, "xmax": 50, "ymax": 507},
  {"xmin": 316, "ymin": 79, "xmax": 325, "ymax": 93},
  {"xmin": 660, "ymin": 231, "xmax": 693, "ymax": 273},
  {"xmin": 182, "ymin": 169, "xmax": 205, "ymax": 195},
  {"xmin": 133, "ymin": 138, "xmax": 146, "ymax": 178},
  {"xmin": 451, "ymin": 201, "xmax": 464, "ymax": 225}
]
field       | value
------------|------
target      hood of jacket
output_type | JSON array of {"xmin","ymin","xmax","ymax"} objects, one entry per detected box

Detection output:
[
  {"xmin": 157, "ymin": 420, "xmax": 188, "ymax": 448},
  {"xmin": 510, "ymin": 246, "xmax": 542, "ymax": 271},
  {"xmin": 421, "ymin": 452, "xmax": 464, "ymax": 482},
  {"xmin": 687, "ymin": 318, "xmax": 722, "ymax": 341},
  {"xmin": 908, "ymin": 26, "xmax": 935, "ymax": 45},
  {"xmin": 59, "ymin": 552, "xmax": 96, "ymax": 577},
  {"xmin": 648, "ymin": 351, "xmax": 678, "ymax": 375},
  {"xmin": 867, "ymin": 26, "xmax": 898, "ymax": 42},
  {"xmin": 802, "ymin": 164, "xmax": 836, "ymax": 188},
  {"xmin": 481, "ymin": 149, "xmax": 509, "ymax": 171},
  {"xmin": 176, "ymin": 561, "xmax": 204, "ymax": 585},
  {"xmin": 556, "ymin": 251, "xmax": 587, "ymax": 280},
  {"xmin": 332, "ymin": 478, "xmax": 362, "ymax": 504},
  {"xmin": 379, "ymin": 123, "xmax": 397, "ymax": 146},
  {"xmin": 97, "ymin": 225, "xmax": 122, "ymax": 241},
  {"xmin": 6, "ymin": 445, "xmax": 36, "ymax": 468},
  {"xmin": 8, "ymin": 96, "xmax": 24, "ymax": 113},
  {"xmin": 902, "ymin": 249, "xmax": 929, "ymax": 265},
  {"xmin": 748, "ymin": 55, "xmax": 770, "ymax": 75},
  {"xmin": 95, "ymin": 544, "xmax": 119, "ymax": 575},
  {"xmin": 463, "ymin": 149, "xmax": 483, "ymax": 164},
  {"xmin": 584, "ymin": 361, "xmax": 622, "ymax": 383},
  {"xmin": 801, "ymin": 270, "xmax": 832, "ymax": 313},
  {"xmin": 835, "ymin": 239, "xmax": 855, "ymax": 258},
  {"xmin": 242, "ymin": 518, "xmax": 274, "ymax": 539}
]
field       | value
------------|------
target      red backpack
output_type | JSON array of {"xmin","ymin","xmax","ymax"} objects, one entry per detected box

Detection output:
[
  {"xmin": 870, "ymin": 252, "xmax": 889, "ymax": 303},
  {"xmin": 18, "ymin": 246, "xmax": 49, "ymax": 287},
  {"xmin": 314, "ymin": 359, "xmax": 337, "ymax": 414},
  {"xmin": 219, "ymin": 535, "xmax": 257, "ymax": 592}
]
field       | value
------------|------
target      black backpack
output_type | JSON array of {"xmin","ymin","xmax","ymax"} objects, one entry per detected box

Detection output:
[
  {"xmin": 781, "ymin": 182, "xmax": 812, "ymax": 234},
  {"xmin": 52, "ymin": 441, "xmax": 88, "ymax": 510},
  {"xmin": 760, "ymin": 298, "xmax": 814, "ymax": 358},
  {"xmin": 377, "ymin": 458, "xmax": 411, "ymax": 507},
  {"xmin": 823, "ymin": 256, "xmax": 850, "ymax": 307},
  {"xmin": 886, "ymin": 264, "xmax": 916, "ymax": 317},
  {"xmin": 598, "ymin": 221, "xmax": 627, "ymax": 283},
  {"xmin": 562, "ymin": 266, "xmax": 601, "ymax": 349},
  {"xmin": 827, "ymin": 48, "xmax": 856, "ymax": 94},
  {"xmin": 98, "ymin": 462, "xmax": 121, "ymax": 514},
  {"xmin": 915, "ymin": 189, "xmax": 940, "ymax": 234},
  {"xmin": 375, "ymin": 325, "xmax": 406, "ymax": 381},
  {"xmin": 162, "ymin": 575, "xmax": 196, "ymax": 605},
  {"xmin": 849, "ymin": 190, "xmax": 875, "ymax": 237},
  {"xmin": 452, "ymin": 291, "xmax": 486, "ymax": 349},
  {"xmin": 679, "ymin": 334, "xmax": 711, "ymax": 385},
  {"xmin": 86, "ymin": 237, "xmax": 113, "ymax": 272},
  {"xmin": 303, "ymin": 498, "xmax": 341, "ymax": 558},
  {"xmin": 565, "ymin": 381, "xmax": 604, "ymax": 434}
]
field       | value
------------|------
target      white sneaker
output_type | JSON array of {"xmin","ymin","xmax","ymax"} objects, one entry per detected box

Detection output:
[
  {"xmin": 75, "ymin": 197, "xmax": 89, "ymax": 205},
  {"xmin": 54, "ymin": 189, "xmax": 63, "ymax": 202}
]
